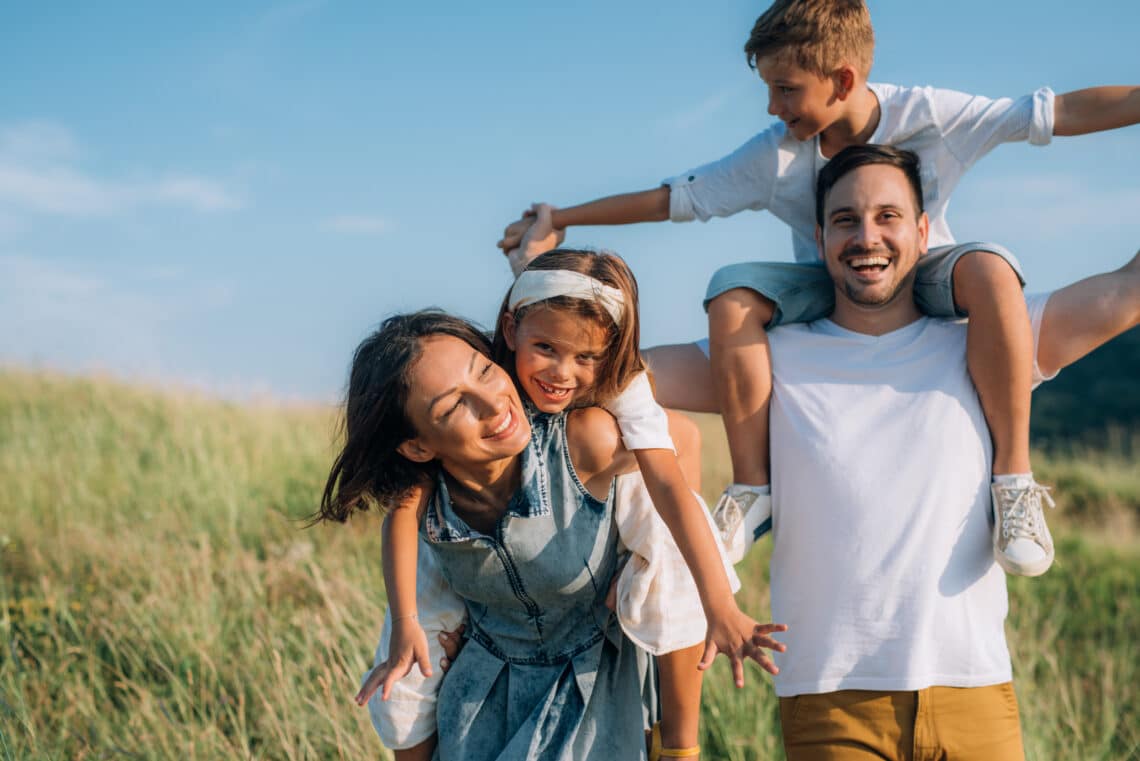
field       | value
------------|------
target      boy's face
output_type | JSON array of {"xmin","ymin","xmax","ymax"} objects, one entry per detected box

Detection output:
[{"xmin": 757, "ymin": 56, "xmax": 845, "ymax": 142}]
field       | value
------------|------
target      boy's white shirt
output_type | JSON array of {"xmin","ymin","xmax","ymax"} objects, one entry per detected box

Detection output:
[{"xmin": 665, "ymin": 83, "xmax": 1055, "ymax": 262}]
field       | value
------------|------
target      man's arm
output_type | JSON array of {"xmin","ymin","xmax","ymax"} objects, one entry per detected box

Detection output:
[
  {"xmin": 1054, "ymin": 86, "xmax": 1140, "ymax": 136},
  {"xmin": 498, "ymin": 187, "xmax": 670, "ymax": 251}
]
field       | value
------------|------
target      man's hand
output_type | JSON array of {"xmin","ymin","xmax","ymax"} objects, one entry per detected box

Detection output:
[
  {"xmin": 506, "ymin": 203, "xmax": 565, "ymax": 276},
  {"xmin": 697, "ymin": 599, "xmax": 788, "ymax": 688}
]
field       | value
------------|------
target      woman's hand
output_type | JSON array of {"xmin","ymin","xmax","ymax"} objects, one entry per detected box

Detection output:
[
  {"xmin": 506, "ymin": 203, "xmax": 565, "ymax": 276},
  {"xmin": 698, "ymin": 599, "xmax": 787, "ymax": 688}
]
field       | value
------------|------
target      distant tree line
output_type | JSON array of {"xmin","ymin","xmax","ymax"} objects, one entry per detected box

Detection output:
[{"xmin": 1031, "ymin": 326, "xmax": 1140, "ymax": 452}]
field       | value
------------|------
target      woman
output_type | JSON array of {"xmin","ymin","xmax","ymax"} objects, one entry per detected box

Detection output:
[{"xmin": 317, "ymin": 311, "xmax": 785, "ymax": 760}]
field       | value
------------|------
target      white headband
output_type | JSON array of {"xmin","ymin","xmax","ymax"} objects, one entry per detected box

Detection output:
[{"xmin": 508, "ymin": 269, "xmax": 626, "ymax": 326}]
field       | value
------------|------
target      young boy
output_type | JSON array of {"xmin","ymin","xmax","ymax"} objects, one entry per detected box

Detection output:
[{"xmin": 497, "ymin": 0, "xmax": 1140, "ymax": 577}]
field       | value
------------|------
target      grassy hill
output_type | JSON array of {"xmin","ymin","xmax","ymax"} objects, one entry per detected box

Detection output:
[{"xmin": 1, "ymin": 369, "xmax": 1137, "ymax": 760}]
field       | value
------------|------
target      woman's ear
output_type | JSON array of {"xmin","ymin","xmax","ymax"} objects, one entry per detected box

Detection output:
[
  {"xmin": 502, "ymin": 313, "xmax": 519, "ymax": 351},
  {"xmin": 397, "ymin": 437, "xmax": 435, "ymax": 464}
]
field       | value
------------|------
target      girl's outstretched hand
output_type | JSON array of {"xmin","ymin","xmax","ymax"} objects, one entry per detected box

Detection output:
[
  {"xmin": 506, "ymin": 203, "xmax": 564, "ymax": 277},
  {"xmin": 354, "ymin": 623, "xmax": 467, "ymax": 706},
  {"xmin": 697, "ymin": 599, "xmax": 788, "ymax": 688},
  {"xmin": 354, "ymin": 616, "xmax": 432, "ymax": 706}
]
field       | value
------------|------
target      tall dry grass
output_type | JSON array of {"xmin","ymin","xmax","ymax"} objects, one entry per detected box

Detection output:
[{"xmin": 1, "ymin": 374, "xmax": 1137, "ymax": 759}]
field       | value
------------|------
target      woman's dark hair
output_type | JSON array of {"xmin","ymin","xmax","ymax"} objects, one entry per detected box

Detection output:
[
  {"xmin": 814, "ymin": 144, "xmax": 924, "ymax": 228},
  {"xmin": 313, "ymin": 310, "xmax": 492, "ymax": 523},
  {"xmin": 490, "ymin": 248, "xmax": 646, "ymax": 407}
]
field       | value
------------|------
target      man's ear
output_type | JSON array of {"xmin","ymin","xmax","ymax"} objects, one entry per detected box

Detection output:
[
  {"xmin": 815, "ymin": 225, "xmax": 825, "ymax": 257},
  {"xmin": 833, "ymin": 65, "xmax": 857, "ymax": 100},
  {"xmin": 502, "ymin": 313, "xmax": 518, "ymax": 351},
  {"xmin": 916, "ymin": 211, "xmax": 930, "ymax": 255},
  {"xmin": 397, "ymin": 437, "xmax": 435, "ymax": 464}
]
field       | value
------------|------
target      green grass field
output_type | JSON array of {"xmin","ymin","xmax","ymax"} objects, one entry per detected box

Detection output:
[{"xmin": 2, "ymin": 370, "xmax": 1137, "ymax": 760}]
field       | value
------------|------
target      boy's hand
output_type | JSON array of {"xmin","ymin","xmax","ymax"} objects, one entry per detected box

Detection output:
[
  {"xmin": 506, "ymin": 203, "xmax": 565, "ymax": 276},
  {"xmin": 354, "ymin": 616, "xmax": 432, "ymax": 705},
  {"xmin": 498, "ymin": 206, "xmax": 540, "ymax": 252},
  {"xmin": 697, "ymin": 598, "xmax": 787, "ymax": 688}
]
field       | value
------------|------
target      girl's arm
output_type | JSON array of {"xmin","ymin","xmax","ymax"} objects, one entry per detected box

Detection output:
[
  {"xmin": 567, "ymin": 406, "xmax": 786, "ymax": 687},
  {"xmin": 356, "ymin": 482, "xmax": 434, "ymax": 705},
  {"xmin": 634, "ymin": 448, "xmax": 786, "ymax": 686}
]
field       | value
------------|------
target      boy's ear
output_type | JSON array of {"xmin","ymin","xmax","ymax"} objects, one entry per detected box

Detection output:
[
  {"xmin": 833, "ymin": 65, "xmax": 857, "ymax": 100},
  {"xmin": 502, "ymin": 313, "xmax": 518, "ymax": 351},
  {"xmin": 397, "ymin": 437, "xmax": 436, "ymax": 464}
]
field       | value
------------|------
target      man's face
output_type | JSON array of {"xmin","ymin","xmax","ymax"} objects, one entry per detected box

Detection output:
[{"xmin": 817, "ymin": 163, "xmax": 929, "ymax": 309}]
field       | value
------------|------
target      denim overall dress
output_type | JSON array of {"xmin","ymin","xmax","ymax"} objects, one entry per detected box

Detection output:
[{"xmin": 422, "ymin": 410, "xmax": 650, "ymax": 761}]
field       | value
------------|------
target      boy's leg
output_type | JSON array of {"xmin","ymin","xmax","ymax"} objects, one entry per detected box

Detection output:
[
  {"xmin": 950, "ymin": 250, "xmax": 1034, "ymax": 476},
  {"xmin": 1036, "ymin": 249, "xmax": 1140, "ymax": 377},
  {"xmin": 704, "ymin": 261, "xmax": 832, "ymax": 563},
  {"xmin": 665, "ymin": 409, "xmax": 703, "ymax": 488},
  {"xmin": 707, "ymin": 287, "xmax": 775, "ymax": 487},
  {"xmin": 920, "ymin": 243, "xmax": 1053, "ymax": 577}
]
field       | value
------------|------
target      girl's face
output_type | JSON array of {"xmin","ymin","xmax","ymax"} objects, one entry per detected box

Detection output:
[
  {"xmin": 505, "ymin": 307, "xmax": 610, "ymax": 414},
  {"xmin": 399, "ymin": 335, "xmax": 531, "ymax": 467}
]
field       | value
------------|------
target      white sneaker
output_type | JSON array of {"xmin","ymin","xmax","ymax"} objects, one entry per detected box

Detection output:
[
  {"xmin": 712, "ymin": 485, "xmax": 772, "ymax": 565},
  {"xmin": 991, "ymin": 477, "xmax": 1056, "ymax": 577}
]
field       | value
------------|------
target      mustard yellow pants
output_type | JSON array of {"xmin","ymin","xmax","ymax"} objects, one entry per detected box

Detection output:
[{"xmin": 779, "ymin": 683, "xmax": 1025, "ymax": 761}]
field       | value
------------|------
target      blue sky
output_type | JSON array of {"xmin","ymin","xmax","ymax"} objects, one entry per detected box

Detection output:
[{"xmin": 2, "ymin": 0, "xmax": 1138, "ymax": 401}]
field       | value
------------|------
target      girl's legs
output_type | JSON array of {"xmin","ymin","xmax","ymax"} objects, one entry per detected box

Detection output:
[{"xmin": 656, "ymin": 410, "xmax": 706, "ymax": 757}]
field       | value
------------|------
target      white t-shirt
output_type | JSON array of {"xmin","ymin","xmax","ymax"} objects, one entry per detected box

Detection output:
[
  {"xmin": 665, "ymin": 83, "xmax": 1055, "ymax": 262},
  {"xmin": 766, "ymin": 294, "xmax": 1053, "ymax": 697}
]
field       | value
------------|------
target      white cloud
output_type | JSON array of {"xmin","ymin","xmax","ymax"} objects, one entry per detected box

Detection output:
[
  {"xmin": 324, "ymin": 214, "xmax": 390, "ymax": 235},
  {"xmin": 0, "ymin": 121, "xmax": 244, "ymax": 217}
]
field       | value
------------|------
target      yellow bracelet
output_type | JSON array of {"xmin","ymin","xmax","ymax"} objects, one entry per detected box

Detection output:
[{"xmin": 391, "ymin": 612, "xmax": 419, "ymax": 622}]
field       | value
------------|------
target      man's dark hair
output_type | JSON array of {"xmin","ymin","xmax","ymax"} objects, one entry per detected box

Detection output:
[{"xmin": 815, "ymin": 144, "xmax": 924, "ymax": 227}]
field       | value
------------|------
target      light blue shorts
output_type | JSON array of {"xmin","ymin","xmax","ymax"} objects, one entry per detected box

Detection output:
[{"xmin": 704, "ymin": 242, "xmax": 1025, "ymax": 327}]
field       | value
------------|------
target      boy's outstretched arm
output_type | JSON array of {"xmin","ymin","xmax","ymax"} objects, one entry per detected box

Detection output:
[
  {"xmin": 1054, "ymin": 86, "xmax": 1140, "ymax": 136},
  {"xmin": 498, "ymin": 186, "xmax": 670, "ymax": 251}
]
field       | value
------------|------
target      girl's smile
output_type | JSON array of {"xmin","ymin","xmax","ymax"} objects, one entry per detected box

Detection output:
[{"xmin": 505, "ymin": 307, "xmax": 611, "ymax": 413}]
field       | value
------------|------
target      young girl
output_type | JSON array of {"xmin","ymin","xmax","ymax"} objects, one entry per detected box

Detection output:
[{"xmin": 359, "ymin": 209, "xmax": 787, "ymax": 760}]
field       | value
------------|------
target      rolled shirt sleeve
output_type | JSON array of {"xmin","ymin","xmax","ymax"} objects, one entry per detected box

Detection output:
[
  {"xmin": 663, "ymin": 127, "xmax": 783, "ymax": 223},
  {"xmin": 935, "ymin": 86, "xmax": 1055, "ymax": 168}
]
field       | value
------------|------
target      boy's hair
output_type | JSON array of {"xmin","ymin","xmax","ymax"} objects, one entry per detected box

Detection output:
[
  {"xmin": 315, "ymin": 310, "xmax": 493, "ymax": 523},
  {"xmin": 815, "ymin": 144, "xmax": 925, "ymax": 227},
  {"xmin": 492, "ymin": 248, "xmax": 646, "ymax": 407},
  {"xmin": 744, "ymin": 0, "xmax": 874, "ymax": 78}
]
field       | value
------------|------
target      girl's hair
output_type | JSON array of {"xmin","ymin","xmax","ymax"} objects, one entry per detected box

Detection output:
[
  {"xmin": 491, "ymin": 248, "xmax": 646, "ymax": 406},
  {"xmin": 314, "ymin": 309, "xmax": 493, "ymax": 524}
]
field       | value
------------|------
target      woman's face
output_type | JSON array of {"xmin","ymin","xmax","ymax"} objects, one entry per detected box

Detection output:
[{"xmin": 399, "ymin": 334, "xmax": 531, "ymax": 467}]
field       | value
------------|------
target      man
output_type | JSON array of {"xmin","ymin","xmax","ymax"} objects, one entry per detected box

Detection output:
[{"xmin": 763, "ymin": 144, "xmax": 1039, "ymax": 760}]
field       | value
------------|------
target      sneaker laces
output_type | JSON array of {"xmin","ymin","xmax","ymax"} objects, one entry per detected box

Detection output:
[{"xmin": 999, "ymin": 482, "xmax": 1056, "ymax": 541}]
